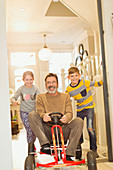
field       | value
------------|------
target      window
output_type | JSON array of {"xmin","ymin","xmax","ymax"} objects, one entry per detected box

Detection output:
[
  {"xmin": 49, "ymin": 52, "xmax": 72, "ymax": 92},
  {"xmin": 15, "ymin": 76, "xmax": 24, "ymax": 91},
  {"xmin": 11, "ymin": 52, "xmax": 35, "ymax": 67},
  {"xmin": 10, "ymin": 52, "xmax": 35, "ymax": 91}
]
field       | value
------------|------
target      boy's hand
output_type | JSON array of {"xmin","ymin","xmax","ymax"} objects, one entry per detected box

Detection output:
[
  {"xmin": 60, "ymin": 115, "xmax": 68, "ymax": 124},
  {"xmin": 43, "ymin": 113, "xmax": 51, "ymax": 122}
]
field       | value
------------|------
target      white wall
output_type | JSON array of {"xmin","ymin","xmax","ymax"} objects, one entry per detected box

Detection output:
[
  {"xmin": 102, "ymin": 0, "xmax": 113, "ymax": 153},
  {"xmin": 94, "ymin": 75, "xmax": 107, "ymax": 146},
  {"xmin": 0, "ymin": 0, "xmax": 13, "ymax": 169}
]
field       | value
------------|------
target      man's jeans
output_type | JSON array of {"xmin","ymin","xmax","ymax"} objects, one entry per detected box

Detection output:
[{"xmin": 77, "ymin": 108, "xmax": 97, "ymax": 151}]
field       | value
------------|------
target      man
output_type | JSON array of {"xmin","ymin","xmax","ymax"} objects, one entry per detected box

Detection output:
[{"xmin": 28, "ymin": 73, "xmax": 83, "ymax": 161}]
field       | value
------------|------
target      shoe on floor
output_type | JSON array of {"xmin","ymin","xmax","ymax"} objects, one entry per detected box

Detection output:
[
  {"xmin": 40, "ymin": 143, "xmax": 51, "ymax": 155},
  {"xmin": 66, "ymin": 155, "xmax": 74, "ymax": 161}
]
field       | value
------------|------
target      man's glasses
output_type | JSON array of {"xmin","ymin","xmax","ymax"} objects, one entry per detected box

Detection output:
[{"xmin": 46, "ymin": 81, "xmax": 57, "ymax": 85}]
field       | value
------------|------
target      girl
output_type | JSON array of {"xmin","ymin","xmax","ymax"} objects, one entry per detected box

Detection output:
[{"xmin": 12, "ymin": 71, "xmax": 40, "ymax": 151}]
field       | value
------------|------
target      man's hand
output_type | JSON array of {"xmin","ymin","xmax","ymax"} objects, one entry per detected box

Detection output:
[
  {"xmin": 43, "ymin": 113, "xmax": 51, "ymax": 122},
  {"xmin": 60, "ymin": 115, "xmax": 68, "ymax": 124}
]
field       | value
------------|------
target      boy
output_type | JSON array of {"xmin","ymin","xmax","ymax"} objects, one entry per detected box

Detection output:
[{"xmin": 66, "ymin": 67, "xmax": 103, "ymax": 158}]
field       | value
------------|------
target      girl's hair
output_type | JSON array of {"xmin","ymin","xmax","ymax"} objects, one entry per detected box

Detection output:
[
  {"xmin": 22, "ymin": 71, "xmax": 34, "ymax": 81},
  {"xmin": 68, "ymin": 67, "xmax": 80, "ymax": 75},
  {"xmin": 45, "ymin": 73, "xmax": 58, "ymax": 84}
]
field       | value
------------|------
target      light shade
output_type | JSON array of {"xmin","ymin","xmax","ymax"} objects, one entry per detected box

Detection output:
[
  {"xmin": 38, "ymin": 34, "xmax": 52, "ymax": 61},
  {"xmin": 38, "ymin": 45, "xmax": 52, "ymax": 61}
]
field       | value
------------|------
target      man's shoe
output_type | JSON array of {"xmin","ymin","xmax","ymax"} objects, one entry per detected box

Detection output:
[
  {"xmin": 66, "ymin": 155, "xmax": 74, "ymax": 161},
  {"xmin": 40, "ymin": 143, "xmax": 51, "ymax": 155}
]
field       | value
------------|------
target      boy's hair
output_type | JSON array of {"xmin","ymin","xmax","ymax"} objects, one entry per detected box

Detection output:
[
  {"xmin": 22, "ymin": 71, "xmax": 34, "ymax": 81},
  {"xmin": 68, "ymin": 67, "xmax": 79, "ymax": 75},
  {"xmin": 45, "ymin": 73, "xmax": 58, "ymax": 84}
]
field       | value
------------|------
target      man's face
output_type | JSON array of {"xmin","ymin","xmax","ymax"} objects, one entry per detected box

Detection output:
[{"xmin": 45, "ymin": 76, "xmax": 58, "ymax": 94}]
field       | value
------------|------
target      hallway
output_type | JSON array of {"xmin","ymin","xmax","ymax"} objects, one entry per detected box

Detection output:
[{"xmin": 12, "ymin": 128, "xmax": 113, "ymax": 170}]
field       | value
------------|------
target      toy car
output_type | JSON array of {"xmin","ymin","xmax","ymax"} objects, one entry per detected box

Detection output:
[{"xmin": 24, "ymin": 112, "xmax": 97, "ymax": 170}]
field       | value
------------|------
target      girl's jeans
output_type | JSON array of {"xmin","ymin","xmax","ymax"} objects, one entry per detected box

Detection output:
[
  {"xmin": 77, "ymin": 108, "xmax": 97, "ymax": 151},
  {"xmin": 20, "ymin": 111, "xmax": 36, "ymax": 143}
]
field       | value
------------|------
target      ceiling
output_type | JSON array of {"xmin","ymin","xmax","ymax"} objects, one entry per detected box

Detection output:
[{"xmin": 6, "ymin": 0, "xmax": 99, "ymax": 50}]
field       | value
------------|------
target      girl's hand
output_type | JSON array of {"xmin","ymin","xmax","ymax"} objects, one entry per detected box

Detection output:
[{"xmin": 12, "ymin": 101, "xmax": 18, "ymax": 106}]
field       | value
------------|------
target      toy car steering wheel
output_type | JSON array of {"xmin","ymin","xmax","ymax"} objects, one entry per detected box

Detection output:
[{"xmin": 49, "ymin": 112, "xmax": 64, "ymax": 126}]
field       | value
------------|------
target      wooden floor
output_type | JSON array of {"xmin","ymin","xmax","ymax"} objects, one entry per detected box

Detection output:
[{"xmin": 12, "ymin": 128, "xmax": 113, "ymax": 170}]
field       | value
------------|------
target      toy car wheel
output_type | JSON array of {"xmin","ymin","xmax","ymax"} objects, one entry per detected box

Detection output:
[
  {"xmin": 76, "ymin": 144, "xmax": 82, "ymax": 159},
  {"xmin": 24, "ymin": 155, "xmax": 35, "ymax": 170},
  {"xmin": 87, "ymin": 151, "xmax": 97, "ymax": 170}
]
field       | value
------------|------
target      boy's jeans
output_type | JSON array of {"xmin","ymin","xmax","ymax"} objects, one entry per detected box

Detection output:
[{"xmin": 77, "ymin": 108, "xmax": 97, "ymax": 151}]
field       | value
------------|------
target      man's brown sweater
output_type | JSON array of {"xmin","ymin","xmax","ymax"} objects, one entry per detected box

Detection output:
[{"xmin": 36, "ymin": 92, "xmax": 73, "ymax": 123}]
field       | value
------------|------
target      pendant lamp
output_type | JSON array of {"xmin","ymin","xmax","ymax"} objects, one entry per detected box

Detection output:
[{"xmin": 38, "ymin": 34, "xmax": 52, "ymax": 61}]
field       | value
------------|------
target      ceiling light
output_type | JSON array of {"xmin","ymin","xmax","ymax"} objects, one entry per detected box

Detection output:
[{"xmin": 38, "ymin": 34, "xmax": 52, "ymax": 61}]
